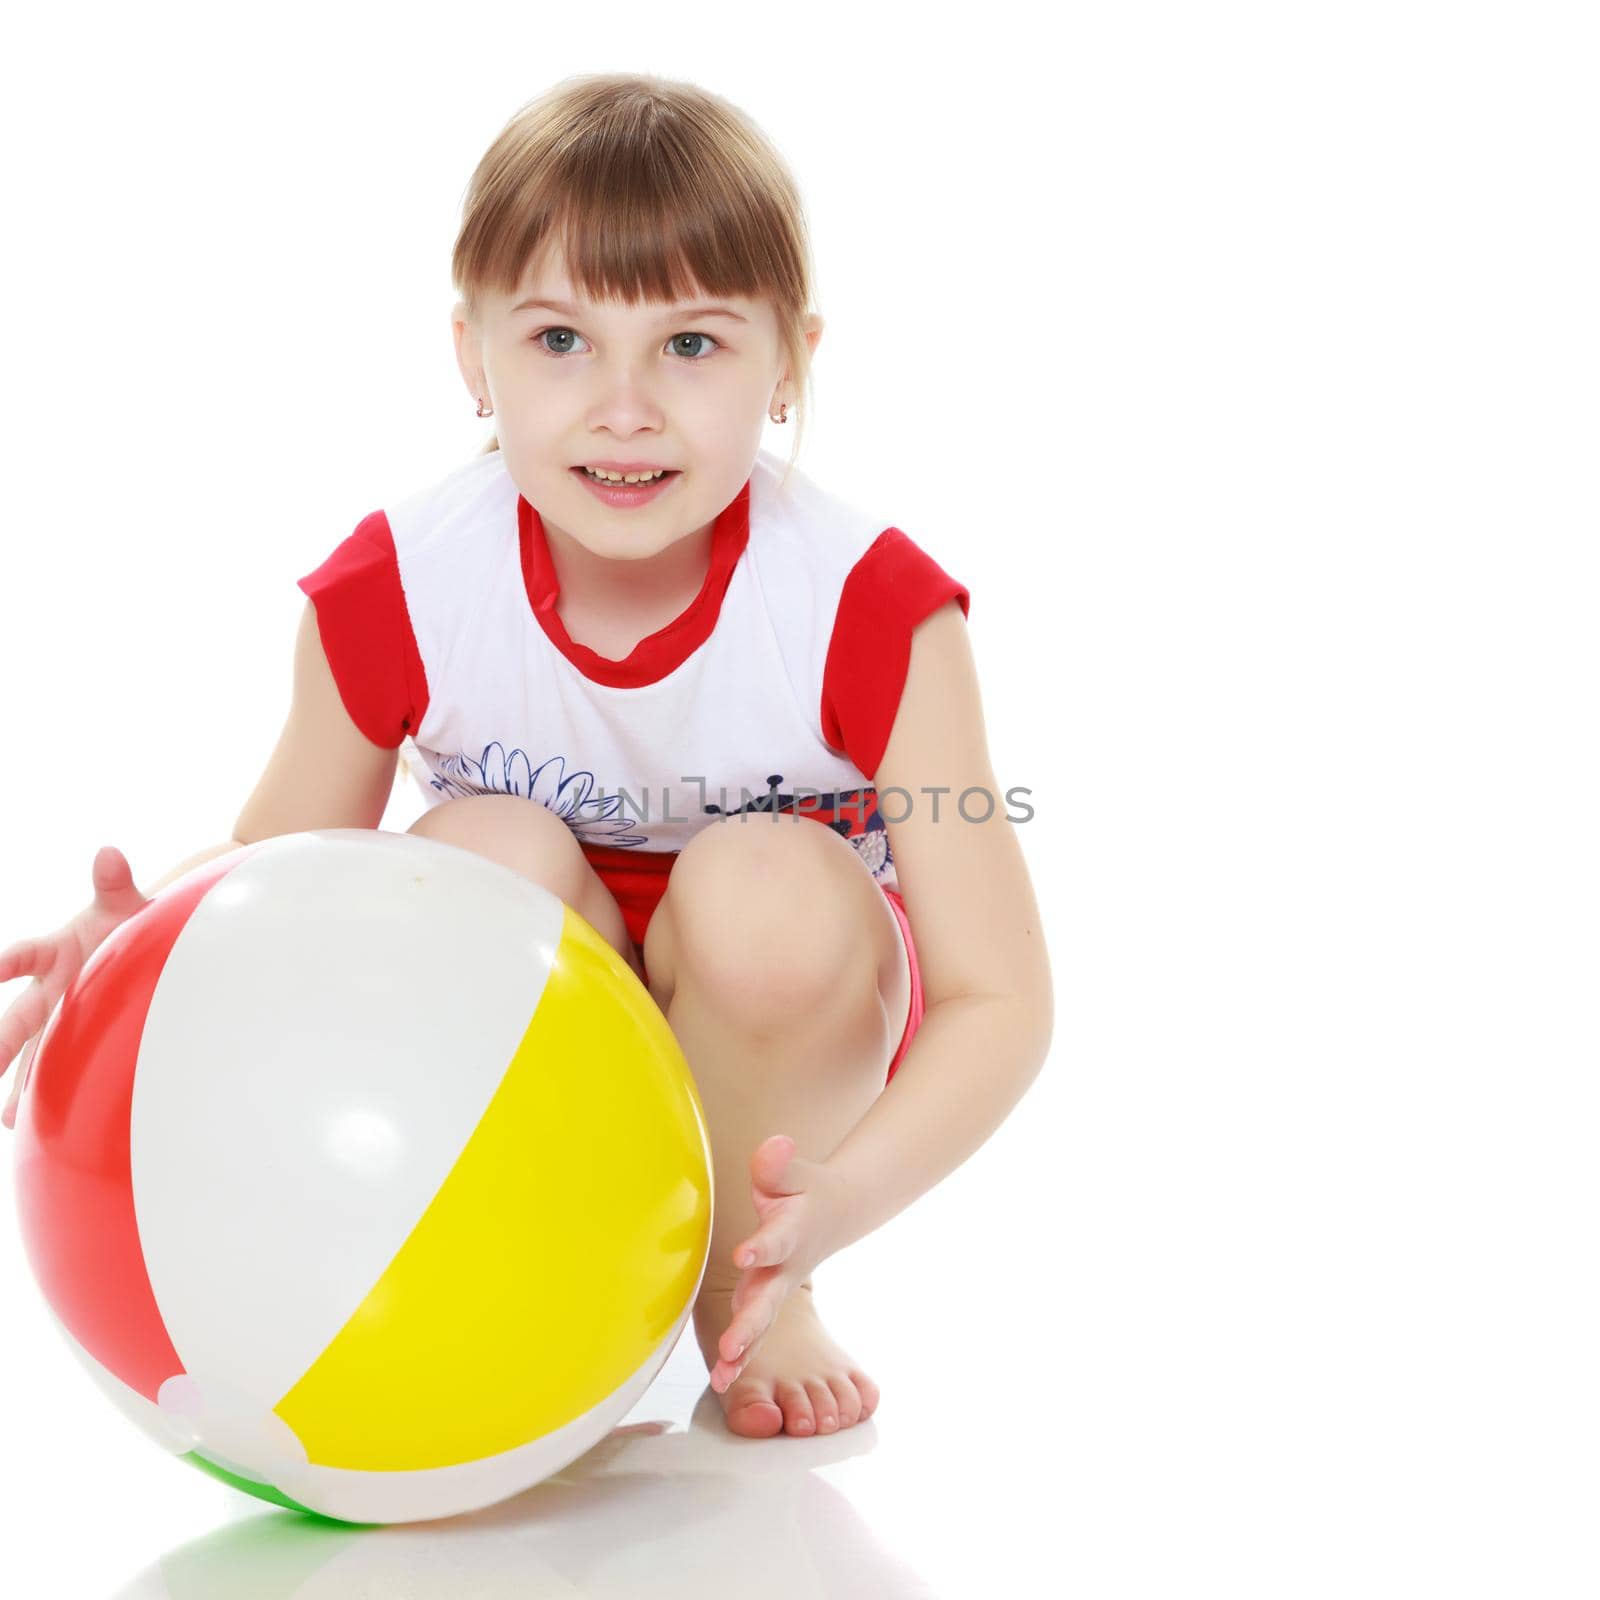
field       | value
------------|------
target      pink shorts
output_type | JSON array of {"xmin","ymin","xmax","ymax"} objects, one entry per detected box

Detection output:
[
  {"xmin": 582, "ymin": 840, "xmax": 924, "ymax": 1086},
  {"xmin": 878, "ymin": 887, "xmax": 926, "ymax": 1086}
]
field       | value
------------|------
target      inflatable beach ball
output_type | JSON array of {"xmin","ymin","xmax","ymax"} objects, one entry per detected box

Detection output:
[{"xmin": 12, "ymin": 828, "xmax": 713, "ymax": 1525}]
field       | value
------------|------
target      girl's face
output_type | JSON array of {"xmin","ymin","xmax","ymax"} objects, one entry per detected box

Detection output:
[{"xmin": 454, "ymin": 242, "xmax": 821, "ymax": 563}]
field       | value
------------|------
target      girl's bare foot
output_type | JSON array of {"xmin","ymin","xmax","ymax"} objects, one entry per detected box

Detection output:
[{"xmin": 692, "ymin": 1281, "xmax": 880, "ymax": 1438}]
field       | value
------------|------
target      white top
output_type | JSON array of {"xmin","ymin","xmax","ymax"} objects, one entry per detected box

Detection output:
[{"xmin": 297, "ymin": 447, "xmax": 970, "ymax": 897}]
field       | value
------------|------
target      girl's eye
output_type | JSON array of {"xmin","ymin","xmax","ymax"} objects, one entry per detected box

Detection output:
[
  {"xmin": 533, "ymin": 327, "xmax": 720, "ymax": 360},
  {"xmin": 667, "ymin": 331, "xmax": 720, "ymax": 360}
]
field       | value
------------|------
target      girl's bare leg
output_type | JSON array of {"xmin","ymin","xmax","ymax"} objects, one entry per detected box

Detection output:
[{"xmin": 642, "ymin": 815, "xmax": 910, "ymax": 1437}]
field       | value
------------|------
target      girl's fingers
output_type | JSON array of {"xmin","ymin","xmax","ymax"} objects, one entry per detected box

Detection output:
[
  {"xmin": 0, "ymin": 980, "xmax": 49, "ymax": 1067},
  {"xmin": 91, "ymin": 845, "xmax": 131, "ymax": 884},
  {"xmin": 731, "ymin": 1284, "xmax": 782, "ymax": 1350},
  {"xmin": 0, "ymin": 938, "xmax": 53, "ymax": 984},
  {"xmin": 3, "ymin": 1033, "xmax": 36, "ymax": 1128}
]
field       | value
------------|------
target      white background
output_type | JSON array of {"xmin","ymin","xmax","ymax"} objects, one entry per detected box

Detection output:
[{"xmin": 1, "ymin": 1, "xmax": 1595, "ymax": 1594}]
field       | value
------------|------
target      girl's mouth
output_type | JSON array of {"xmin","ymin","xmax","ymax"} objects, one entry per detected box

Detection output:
[{"xmin": 571, "ymin": 467, "xmax": 682, "ymax": 508}]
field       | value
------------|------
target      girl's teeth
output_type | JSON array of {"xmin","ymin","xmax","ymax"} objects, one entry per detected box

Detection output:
[{"xmin": 583, "ymin": 466, "xmax": 667, "ymax": 484}]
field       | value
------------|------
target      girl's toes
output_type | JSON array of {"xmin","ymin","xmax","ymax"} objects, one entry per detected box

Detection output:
[
  {"xmin": 851, "ymin": 1370, "xmax": 881, "ymax": 1420},
  {"xmin": 803, "ymin": 1378, "xmax": 838, "ymax": 1432},
  {"xmin": 828, "ymin": 1373, "xmax": 864, "ymax": 1427},
  {"xmin": 775, "ymin": 1381, "xmax": 815, "ymax": 1435},
  {"xmin": 722, "ymin": 1379, "xmax": 783, "ymax": 1438}
]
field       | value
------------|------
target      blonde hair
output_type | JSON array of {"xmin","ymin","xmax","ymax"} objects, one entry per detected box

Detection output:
[{"xmin": 451, "ymin": 73, "xmax": 819, "ymax": 492}]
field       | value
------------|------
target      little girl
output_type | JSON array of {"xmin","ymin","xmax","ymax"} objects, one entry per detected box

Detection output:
[{"xmin": 0, "ymin": 72, "xmax": 1053, "ymax": 1442}]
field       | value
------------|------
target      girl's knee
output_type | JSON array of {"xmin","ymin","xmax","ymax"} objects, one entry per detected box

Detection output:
[
  {"xmin": 662, "ymin": 823, "xmax": 883, "ymax": 1027},
  {"xmin": 406, "ymin": 796, "xmax": 641, "ymax": 977},
  {"xmin": 406, "ymin": 795, "xmax": 591, "ymax": 916},
  {"xmin": 409, "ymin": 793, "xmax": 566, "ymax": 850}
]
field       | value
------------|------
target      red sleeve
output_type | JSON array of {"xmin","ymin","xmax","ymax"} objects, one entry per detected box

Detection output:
[
  {"xmin": 295, "ymin": 510, "xmax": 428, "ymax": 751},
  {"xmin": 819, "ymin": 527, "xmax": 971, "ymax": 781}
]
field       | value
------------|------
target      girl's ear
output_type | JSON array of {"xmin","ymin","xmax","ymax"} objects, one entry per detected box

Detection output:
[{"xmin": 451, "ymin": 304, "xmax": 485, "ymax": 399}]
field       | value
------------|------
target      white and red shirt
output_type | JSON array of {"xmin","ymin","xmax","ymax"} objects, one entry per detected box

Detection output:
[{"xmin": 296, "ymin": 446, "xmax": 970, "ymax": 949}]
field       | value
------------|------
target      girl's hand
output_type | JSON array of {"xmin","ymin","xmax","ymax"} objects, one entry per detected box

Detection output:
[
  {"xmin": 0, "ymin": 846, "xmax": 150, "ymax": 1130},
  {"xmin": 709, "ymin": 1134, "xmax": 853, "ymax": 1393}
]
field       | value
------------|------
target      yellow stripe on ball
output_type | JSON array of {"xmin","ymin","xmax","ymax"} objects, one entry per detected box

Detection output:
[{"xmin": 276, "ymin": 904, "xmax": 712, "ymax": 1471}]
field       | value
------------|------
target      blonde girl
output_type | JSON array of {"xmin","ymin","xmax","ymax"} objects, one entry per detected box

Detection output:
[{"xmin": 0, "ymin": 72, "xmax": 1053, "ymax": 1441}]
